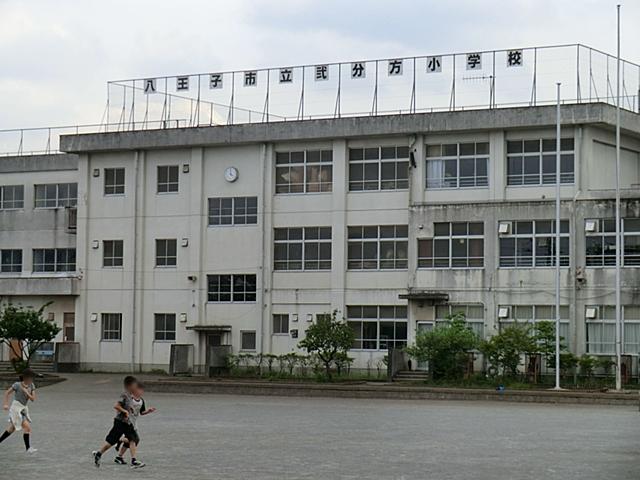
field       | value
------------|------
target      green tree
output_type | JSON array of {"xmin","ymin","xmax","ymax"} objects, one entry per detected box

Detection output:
[
  {"xmin": 405, "ymin": 313, "xmax": 478, "ymax": 380},
  {"xmin": 298, "ymin": 310, "xmax": 355, "ymax": 380},
  {"xmin": 480, "ymin": 323, "xmax": 536, "ymax": 377},
  {"xmin": 532, "ymin": 320, "xmax": 569, "ymax": 369},
  {"xmin": 0, "ymin": 303, "xmax": 61, "ymax": 373}
]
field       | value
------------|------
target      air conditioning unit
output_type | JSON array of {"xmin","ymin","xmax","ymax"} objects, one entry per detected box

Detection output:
[
  {"xmin": 585, "ymin": 306, "xmax": 599, "ymax": 319},
  {"xmin": 498, "ymin": 306, "xmax": 510, "ymax": 318},
  {"xmin": 585, "ymin": 219, "xmax": 598, "ymax": 233},
  {"xmin": 498, "ymin": 221, "xmax": 511, "ymax": 235}
]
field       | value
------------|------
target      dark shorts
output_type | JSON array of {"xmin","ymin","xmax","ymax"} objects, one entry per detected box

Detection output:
[{"xmin": 105, "ymin": 419, "xmax": 136, "ymax": 446}]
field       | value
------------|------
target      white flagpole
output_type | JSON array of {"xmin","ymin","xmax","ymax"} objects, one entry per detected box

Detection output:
[
  {"xmin": 614, "ymin": 4, "xmax": 622, "ymax": 391},
  {"xmin": 554, "ymin": 82, "xmax": 562, "ymax": 390}
]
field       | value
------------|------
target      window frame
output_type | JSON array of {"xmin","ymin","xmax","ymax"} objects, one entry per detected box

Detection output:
[
  {"xmin": 34, "ymin": 183, "xmax": 78, "ymax": 208},
  {"xmin": 274, "ymin": 226, "xmax": 332, "ymax": 271},
  {"xmin": 208, "ymin": 196, "xmax": 258, "ymax": 226},
  {"xmin": 506, "ymin": 138, "xmax": 575, "ymax": 186},
  {"xmin": 347, "ymin": 225, "xmax": 408, "ymax": 270},
  {"xmin": 498, "ymin": 305, "xmax": 570, "ymax": 348},
  {"xmin": 101, "ymin": 313, "xmax": 123, "ymax": 342},
  {"xmin": 586, "ymin": 218, "xmax": 640, "ymax": 267},
  {"xmin": 272, "ymin": 314, "xmax": 290, "ymax": 335},
  {"xmin": 425, "ymin": 142, "xmax": 489, "ymax": 189},
  {"xmin": 102, "ymin": 240, "xmax": 124, "ymax": 268},
  {"xmin": 435, "ymin": 304, "xmax": 485, "ymax": 339},
  {"xmin": 32, "ymin": 248, "xmax": 76, "ymax": 272},
  {"xmin": 275, "ymin": 149, "xmax": 333, "ymax": 194},
  {"xmin": 240, "ymin": 330, "xmax": 257, "ymax": 351},
  {"xmin": 157, "ymin": 165, "xmax": 180, "ymax": 194},
  {"xmin": 586, "ymin": 305, "xmax": 640, "ymax": 355},
  {"xmin": 0, "ymin": 185, "xmax": 25, "ymax": 210},
  {"xmin": 207, "ymin": 274, "xmax": 257, "ymax": 303},
  {"xmin": 418, "ymin": 222, "xmax": 484, "ymax": 269},
  {"xmin": 155, "ymin": 239, "xmax": 177, "ymax": 267},
  {"xmin": 154, "ymin": 313, "xmax": 177, "ymax": 342},
  {"xmin": 346, "ymin": 305, "xmax": 408, "ymax": 351},
  {"xmin": 498, "ymin": 220, "xmax": 570, "ymax": 268},
  {"xmin": 0, "ymin": 249, "xmax": 22, "ymax": 273},
  {"xmin": 348, "ymin": 146, "xmax": 409, "ymax": 192},
  {"xmin": 104, "ymin": 167, "xmax": 125, "ymax": 196}
]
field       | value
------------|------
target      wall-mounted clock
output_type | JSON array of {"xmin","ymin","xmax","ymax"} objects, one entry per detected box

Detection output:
[{"xmin": 224, "ymin": 166, "xmax": 239, "ymax": 183}]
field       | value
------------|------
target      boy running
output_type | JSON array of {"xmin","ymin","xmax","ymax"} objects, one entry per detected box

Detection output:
[
  {"xmin": 92, "ymin": 375, "xmax": 145, "ymax": 468},
  {"xmin": 114, "ymin": 382, "xmax": 156, "ymax": 466},
  {"xmin": 0, "ymin": 368, "xmax": 38, "ymax": 453}
]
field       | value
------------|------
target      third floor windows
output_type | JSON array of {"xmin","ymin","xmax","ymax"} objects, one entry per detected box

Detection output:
[{"xmin": 506, "ymin": 138, "xmax": 574, "ymax": 186}]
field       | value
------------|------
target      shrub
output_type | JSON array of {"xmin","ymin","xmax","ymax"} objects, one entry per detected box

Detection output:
[
  {"xmin": 480, "ymin": 323, "xmax": 535, "ymax": 377},
  {"xmin": 405, "ymin": 313, "xmax": 478, "ymax": 380}
]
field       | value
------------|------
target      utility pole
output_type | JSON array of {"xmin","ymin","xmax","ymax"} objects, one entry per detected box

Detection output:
[
  {"xmin": 614, "ymin": 4, "xmax": 622, "ymax": 391},
  {"xmin": 554, "ymin": 82, "xmax": 562, "ymax": 391}
]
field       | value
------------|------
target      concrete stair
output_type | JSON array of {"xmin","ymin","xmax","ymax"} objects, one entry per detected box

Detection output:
[
  {"xmin": 393, "ymin": 370, "xmax": 430, "ymax": 383},
  {"xmin": 0, "ymin": 361, "xmax": 56, "ymax": 374}
]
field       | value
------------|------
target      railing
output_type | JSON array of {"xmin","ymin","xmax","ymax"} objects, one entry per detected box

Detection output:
[{"xmin": 1, "ymin": 43, "xmax": 639, "ymax": 156}]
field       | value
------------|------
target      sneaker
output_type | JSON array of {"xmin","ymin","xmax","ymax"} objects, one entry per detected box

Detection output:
[
  {"xmin": 131, "ymin": 459, "xmax": 146, "ymax": 469},
  {"xmin": 92, "ymin": 451, "xmax": 101, "ymax": 468},
  {"xmin": 114, "ymin": 456, "xmax": 127, "ymax": 465},
  {"xmin": 26, "ymin": 448, "xmax": 38, "ymax": 454}
]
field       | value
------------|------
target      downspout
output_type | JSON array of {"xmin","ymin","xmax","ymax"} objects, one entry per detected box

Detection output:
[
  {"xmin": 131, "ymin": 151, "xmax": 139, "ymax": 372},
  {"xmin": 259, "ymin": 143, "xmax": 268, "ymax": 355}
]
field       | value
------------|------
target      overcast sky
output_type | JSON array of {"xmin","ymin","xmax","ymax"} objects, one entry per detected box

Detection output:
[{"xmin": 1, "ymin": 0, "xmax": 638, "ymax": 130}]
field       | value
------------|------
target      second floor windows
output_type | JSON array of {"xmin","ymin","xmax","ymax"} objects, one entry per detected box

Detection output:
[
  {"xmin": 426, "ymin": 142, "xmax": 489, "ymax": 189},
  {"xmin": 104, "ymin": 168, "xmax": 125, "ymax": 195},
  {"xmin": 208, "ymin": 197, "xmax": 258, "ymax": 226},
  {"xmin": 506, "ymin": 138, "xmax": 574, "ymax": 186},
  {"xmin": 418, "ymin": 222, "xmax": 484, "ymax": 268},
  {"xmin": 499, "ymin": 220, "xmax": 569, "ymax": 267},
  {"xmin": 348, "ymin": 225, "xmax": 408, "ymax": 270},
  {"xmin": 155, "ymin": 239, "xmax": 177, "ymax": 267},
  {"xmin": 586, "ymin": 218, "xmax": 640, "ymax": 267},
  {"xmin": 35, "ymin": 183, "xmax": 77, "ymax": 208},
  {"xmin": 276, "ymin": 150, "xmax": 333, "ymax": 193},
  {"xmin": 157, "ymin": 165, "xmax": 179, "ymax": 193},
  {"xmin": 207, "ymin": 274, "xmax": 257, "ymax": 302},
  {"xmin": 0, "ymin": 185, "xmax": 24, "ymax": 209},
  {"xmin": 103, "ymin": 240, "xmax": 124, "ymax": 268},
  {"xmin": 274, "ymin": 227, "xmax": 332, "ymax": 271},
  {"xmin": 348, "ymin": 146, "xmax": 409, "ymax": 191},
  {"xmin": 33, "ymin": 248, "xmax": 76, "ymax": 272},
  {"xmin": 1, "ymin": 249, "xmax": 22, "ymax": 273}
]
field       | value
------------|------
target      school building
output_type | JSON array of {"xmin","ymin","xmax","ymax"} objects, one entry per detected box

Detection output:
[{"xmin": 1, "ymin": 45, "xmax": 639, "ymax": 374}]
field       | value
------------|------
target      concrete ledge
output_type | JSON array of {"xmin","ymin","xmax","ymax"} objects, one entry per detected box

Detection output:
[
  {"xmin": 60, "ymin": 103, "xmax": 640, "ymax": 154},
  {"xmin": 144, "ymin": 379, "xmax": 640, "ymax": 406},
  {"xmin": 0, "ymin": 153, "xmax": 78, "ymax": 173}
]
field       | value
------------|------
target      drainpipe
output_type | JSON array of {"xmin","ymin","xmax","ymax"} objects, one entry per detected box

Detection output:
[
  {"xmin": 131, "ymin": 151, "xmax": 139, "ymax": 372},
  {"xmin": 259, "ymin": 143, "xmax": 268, "ymax": 355}
]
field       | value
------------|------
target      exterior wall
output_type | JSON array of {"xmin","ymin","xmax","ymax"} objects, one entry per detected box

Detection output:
[{"xmin": 0, "ymin": 155, "xmax": 79, "ymax": 361}]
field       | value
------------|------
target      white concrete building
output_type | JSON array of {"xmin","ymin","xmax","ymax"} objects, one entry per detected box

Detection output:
[{"xmin": 1, "ymin": 103, "xmax": 640, "ymax": 374}]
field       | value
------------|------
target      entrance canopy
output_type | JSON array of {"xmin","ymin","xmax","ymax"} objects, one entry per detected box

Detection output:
[
  {"xmin": 185, "ymin": 325, "xmax": 232, "ymax": 332},
  {"xmin": 399, "ymin": 290, "xmax": 449, "ymax": 305}
]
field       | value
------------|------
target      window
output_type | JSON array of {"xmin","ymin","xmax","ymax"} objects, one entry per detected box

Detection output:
[
  {"xmin": 435, "ymin": 304, "xmax": 485, "ymax": 338},
  {"xmin": 241, "ymin": 331, "xmax": 257, "ymax": 350},
  {"xmin": 208, "ymin": 197, "xmax": 258, "ymax": 226},
  {"xmin": 207, "ymin": 274, "xmax": 257, "ymax": 302},
  {"xmin": 33, "ymin": 248, "xmax": 76, "ymax": 272},
  {"xmin": 586, "ymin": 305, "xmax": 640, "ymax": 354},
  {"xmin": 101, "ymin": 313, "xmax": 122, "ymax": 341},
  {"xmin": 155, "ymin": 239, "xmax": 177, "ymax": 267},
  {"xmin": 499, "ymin": 220, "xmax": 569, "ymax": 267},
  {"xmin": 273, "ymin": 314, "xmax": 289, "ymax": 334},
  {"xmin": 586, "ymin": 218, "xmax": 640, "ymax": 267},
  {"xmin": 418, "ymin": 222, "xmax": 484, "ymax": 268},
  {"xmin": 499, "ymin": 305, "xmax": 570, "ymax": 347},
  {"xmin": 347, "ymin": 305, "xmax": 407, "ymax": 350},
  {"xmin": 274, "ymin": 227, "xmax": 332, "ymax": 271},
  {"xmin": 426, "ymin": 142, "xmax": 489, "ymax": 188},
  {"xmin": 157, "ymin": 165, "xmax": 179, "ymax": 193},
  {"xmin": 104, "ymin": 168, "xmax": 125, "ymax": 195},
  {"xmin": 506, "ymin": 138, "xmax": 574, "ymax": 185},
  {"xmin": 154, "ymin": 313, "xmax": 176, "ymax": 341},
  {"xmin": 347, "ymin": 225, "xmax": 408, "ymax": 270},
  {"xmin": 103, "ymin": 240, "xmax": 124, "ymax": 267},
  {"xmin": 34, "ymin": 183, "xmax": 77, "ymax": 208},
  {"xmin": 0, "ymin": 185, "xmax": 24, "ymax": 209},
  {"xmin": 1, "ymin": 249, "xmax": 22, "ymax": 273},
  {"xmin": 348, "ymin": 146, "xmax": 409, "ymax": 191},
  {"xmin": 275, "ymin": 149, "xmax": 333, "ymax": 193}
]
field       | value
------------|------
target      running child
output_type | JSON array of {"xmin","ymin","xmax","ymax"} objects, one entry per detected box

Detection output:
[
  {"xmin": 114, "ymin": 382, "xmax": 156, "ymax": 466},
  {"xmin": 92, "ymin": 375, "xmax": 144, "ymax": 468},
  {"xmin": 0, "ymin": 368, "xmax": 38, "ymax": 453}
]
